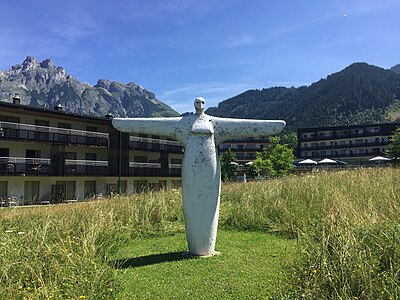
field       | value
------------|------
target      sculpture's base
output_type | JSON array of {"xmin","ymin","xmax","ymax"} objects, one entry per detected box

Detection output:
[{"xmin": 182, "ymin": 251, "xmax": 221, "ymax": 258}]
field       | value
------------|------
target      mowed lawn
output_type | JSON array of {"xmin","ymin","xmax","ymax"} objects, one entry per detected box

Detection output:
[{"xmin": 113, "ymin": 230, "xmax": 296, "ymax": 299}]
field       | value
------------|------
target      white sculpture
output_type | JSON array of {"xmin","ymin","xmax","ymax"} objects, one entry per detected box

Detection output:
[{"xmin": 112, "ymin": 97, "xmax": 285, "ymax": 256}]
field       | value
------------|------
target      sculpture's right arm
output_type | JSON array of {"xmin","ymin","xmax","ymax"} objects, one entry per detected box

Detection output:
[{"xmin": 112, "ymin": 117, "xmax": 185, "ymax": 143}]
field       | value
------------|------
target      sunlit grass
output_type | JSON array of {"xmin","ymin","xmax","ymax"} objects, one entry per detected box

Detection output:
[
  {"xmin": 113, "ymin": 230, "xmax": 295, "ymax": 299},
  {"xmin": 0, "ymin": 167, "xmax": 399, "ymax": 299}
]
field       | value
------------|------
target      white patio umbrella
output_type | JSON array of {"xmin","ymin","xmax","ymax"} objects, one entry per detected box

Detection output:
[
  {"xmin": 229, "ymin": 161, "xmax": 239, "ymax": 166},
  {"xmin": 245, "ymin": 161, "xmax": 254, "ymax": 165},
  {"xmin": 368, "ymin": 156, "xmax": 391, "ymax": 162},
  {"xmin": 318, "ymin": 158, "xmax": 337, "ymax": 164},
  {"xmin": 298, "ymin": 159, "xmax": 318, "ymax": 165}
]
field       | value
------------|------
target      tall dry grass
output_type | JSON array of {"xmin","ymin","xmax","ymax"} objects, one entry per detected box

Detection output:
[
  {"xmin": 0, "ymin": 190, "xmax": 183, "ymax": 299},
  {"xmin": 0, "ymin": 168, "xmax": 399, "ymax": 299},
  {"xmin": 219, "ymin": 168, "xmax": 399, "ymax": 299}
]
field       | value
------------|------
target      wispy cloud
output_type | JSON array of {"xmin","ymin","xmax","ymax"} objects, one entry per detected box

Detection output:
[
  {"xmin": 159, "ymin": 81, "xmax": 253, "ymax": 112},
  {"xmin": 227, "ymin": 33, "xmax": 260, "ymax": 47},
  {"xmin": 51, "ymin": 8, "xmax": 102, "ymax": 40},
  {"xmin": 345, "ymin": 0, "xmax": 400, "ymax": 16},
  {"xmin": 127, "ymin": 0, "xmax": 228, "ymax": 21}
]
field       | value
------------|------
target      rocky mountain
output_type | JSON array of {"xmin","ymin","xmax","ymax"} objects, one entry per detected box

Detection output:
[
  {"xmin": 206, "ymin": 63, "xmax": 400, "ymax": 132},
  {"xmin": 0, "ymin": 56, "xmax": 179, "ymax": 117},
  {"xmin": 391, "ymin": 64, "xmax": 400, "ymax": 75}
]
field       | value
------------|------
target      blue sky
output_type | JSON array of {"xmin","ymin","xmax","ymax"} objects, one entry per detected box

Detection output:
[{"xmin": 1, "ymin": 0, "xmax": 399, "ymax": 113}]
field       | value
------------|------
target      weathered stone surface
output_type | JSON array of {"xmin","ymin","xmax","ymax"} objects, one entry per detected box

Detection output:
[{"xmin": 113, "ymin": 97, "xmax": 286, "ymax": 256}]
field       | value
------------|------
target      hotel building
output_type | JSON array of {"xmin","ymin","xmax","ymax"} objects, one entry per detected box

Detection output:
[
  {"xmin": 0, "ymin": 96, "xmax": 183, "ymax": 205},
  {"xmin": 297, "ymin": 123, "xmax": 399, "ymax": 164},
  {"xmin": 218, "ymin": 137, "xmax": 270, "ymax": 164}
]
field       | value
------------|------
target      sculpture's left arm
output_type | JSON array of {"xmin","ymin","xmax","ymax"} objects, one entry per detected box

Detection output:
[{"xmin": 213, "ymin": 117, "xmax": 286, "ymax": 144}]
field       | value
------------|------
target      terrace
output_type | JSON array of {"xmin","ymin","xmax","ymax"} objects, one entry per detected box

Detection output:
[
  {"xmin": 0, "ymin": 157, "xmax": 51, "ymax": 175},
  {"xmin": 0, "ymin": 121, "xmax": 109, "ymax": 147},
  {"xmin": 129, "ymin": 136, "xmax": 184, "ymax": 153},
  {"xmin": 64, "ymin": 159, "xmax": 109, "ymax": 176}
]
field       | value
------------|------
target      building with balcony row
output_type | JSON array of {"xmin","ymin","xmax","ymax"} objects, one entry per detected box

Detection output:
[
  {"xmin": 218, "ymin": 137, "xmax": 270, "ymax": 164},
  {"xmin": 0, "ymin": 97, "xmax": 184, "ymax": 204},
  {"xmin": 297, "ymin": 123, "xmax": 400, "ymax": 164}
]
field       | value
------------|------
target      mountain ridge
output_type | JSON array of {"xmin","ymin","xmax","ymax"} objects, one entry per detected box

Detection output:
[
  {"xmin": 206, "ymin": 62, "xmax": 400, "ymax": 132},
  {"xmin": 0, "ymin": 56, "xmax": 179, "ymax": 118}
]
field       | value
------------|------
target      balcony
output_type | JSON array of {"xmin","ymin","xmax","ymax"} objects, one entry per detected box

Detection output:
[
  {"xmin": 300, "ymin": 140, "xmax": 390, "ymax": 151},
  {"xmin": 64, "ymin": 159, "xmax": 109, "ymax": 176},
  {"xmin": 0, "ymin": 157, "xmax": 50, "ymax": 175},
  {"xmin": 130, "ymin": 136, "xmax": 184, "ymax": 153},
  {"xmin": 220, "ymin": 147, "xmax": 266, "ymax": 152},
  {"xmin": 299, "ymin": 131, "xmax": 388, "ymax": 142},
  {"xmin": 129, "ymin": 161, "xmax": 163, "ymax": 176},
  {"xmin": 0, "ymin": 121, "xmax": 109, "ymax": 147},
  {"xmin": 223, "ymin": 137, "xmax": 270, "ymax": 143},
  {"xmin": 169, "ymin": 163, "xmax": 182, "ymax": 176}
]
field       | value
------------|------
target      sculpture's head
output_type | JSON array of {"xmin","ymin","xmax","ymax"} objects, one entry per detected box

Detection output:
[{"xmin": 194, "ymin": 97, "xmax": 206, "ymax": 114}]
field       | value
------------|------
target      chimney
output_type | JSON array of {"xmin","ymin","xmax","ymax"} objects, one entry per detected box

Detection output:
[
  {"xmin": 105, "ymin": 112, "xmax": 113, "ymax": 119},
  {"xmin": 54, "ymin": 103, "xmax": 63, "ymax": 111},
  {"xmin": 12, "ymin": 94, "xmax": 21, "ymax": 105}
]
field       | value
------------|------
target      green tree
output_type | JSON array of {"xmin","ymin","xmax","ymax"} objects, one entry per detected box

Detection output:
[
  {"xmin": 280, "ymin": 132, "xmax": 298, "ymax": 151},
  {"xmin": 248, "ymin": 137, "xmax": 294, "ymax": 178},
  {"xmin": 248, "ymin": 155, "xmax": 274, "ymax": 178},
  {"xmin": 220, "ymin": 149, "xmax": 238, "ymax": 182},
  {"xmin": 387, "ymin": 127, "xmax": 400, "ymax": 162}
]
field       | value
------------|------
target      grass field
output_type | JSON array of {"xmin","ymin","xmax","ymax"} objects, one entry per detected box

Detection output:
[
  {"xmin": 0, "ymin": 167, "xmax": 399, "ymax": 299},
  {"xmin": 113, "ymin": 231, "xmax": 295, "ymax": 299}
]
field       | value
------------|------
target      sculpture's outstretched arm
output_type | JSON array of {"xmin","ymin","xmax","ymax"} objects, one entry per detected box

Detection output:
[
  {"xmin": 213, "ymin": 117, "xmax": 286, "ymax": 144},
  {"xmin": 112, "ymin": 117, "xmax": 185, "ymax": 143}
]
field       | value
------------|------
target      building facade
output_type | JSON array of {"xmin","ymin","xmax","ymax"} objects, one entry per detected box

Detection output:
[
  {"xmin": 218, "ymin": 137, "xmax": 270, "ymax": 164},
  {"xmin": 0, "ymin": 99, "xmax": 183, "ymax": 205},
  {"xmin": 297, "ymin": 123, "xmax": 399, "ymax": 164}
]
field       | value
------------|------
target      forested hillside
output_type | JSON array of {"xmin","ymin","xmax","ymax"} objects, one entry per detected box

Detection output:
[{"xmin": 206, "ymin": 63, "xmax": 400, "ymax": 132}]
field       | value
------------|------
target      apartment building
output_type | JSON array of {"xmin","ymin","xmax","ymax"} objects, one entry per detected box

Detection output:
[
  {"xmin": 0, "ymin": 97, "xmax": 183, "ymax": 205},
  {"xmin": 297, "ymin": 123, "xmax": 399, "ymax": 164},
  {"xmin": 218, "ymin": 137, "xmax": 270, "ymax": 164}
]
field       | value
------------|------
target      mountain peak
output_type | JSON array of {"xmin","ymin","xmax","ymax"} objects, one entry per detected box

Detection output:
[
  {"xmin": 0, "ymin": 57, "xmax": 179, "ymax": 118},
  {"xmin": 40, "ymin": 58, "xmax": 54, "ymax": 69},
  {"xmin": 390, "ymin": 64, "xmax": 400, "ymax": 75},
  {"xmin": 22, "ymin": 56, "xmax": 39, "ymax": 70}
]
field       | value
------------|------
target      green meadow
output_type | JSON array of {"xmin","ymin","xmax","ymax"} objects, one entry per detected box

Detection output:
[{"xmin": 0, "ymin": 168, "xmax": 399, "ymax": 299}]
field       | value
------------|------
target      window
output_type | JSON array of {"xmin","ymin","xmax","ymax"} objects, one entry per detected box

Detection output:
[
  {"xmin": 106, "ymin": 184, "xmax": 118, "ymax": 196},
  {"xmin": 55, "ymin": 181, "xmax": 76, "ymax": 201},
  {"xmin": 26, "ymin": 149, "xmax": 41, "ymax": 158},
  {"xmin": 24, "ymin": 181, "xmax": 40, "ymax": 204},
  {"xmin": 171, "ymin": 158, "xmax": 182, "ymax": 164},
  {"xmin": 58, "ymin": 122, "xmax": 71, "ymax": 129},
  {"xmin": 85, "ymin": 153, "xmax": 97, "ymax": 160},
  {"xmin": 0, "ymin": 181, "xmax": 7, "ymax": 197},
  {"xmin": 65, "ymin": 152, "xmax": 77, "ymax": 160},
  {"xmin": 367, "ymin": 127, "xmax": 380, "ymax": 133},
  {"xmin": 171, "ymin": 180, "xmax": 181, "ymax": 188},
  {"xmin": 0, "ymin": 115, "xmax": 20, "ymax": 123},
  {"xmin": 0, "ymin": 148, "xmax": 9, "ymax": 157},
  {"xmin": 134, "ymin": 156, "xmax": 147, "ymax": 163},
  {"xmin": 84, "ymin": 181, "xmax": 96, "ymax": 199},
  {"xmin": 134, "ymin": 180, "xmax": 147, "ymax": 193},
  {"xmin": 35, "ymin": 120, "xmax": 49, "ymax": 126},
  {"xmin": 86, "ymin": 126, "xmax": 97, "ymax": 132}
]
